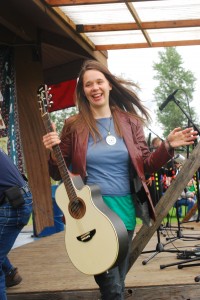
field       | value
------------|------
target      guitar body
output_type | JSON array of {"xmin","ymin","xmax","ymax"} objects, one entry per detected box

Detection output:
[{"xmin": 56, "ymin": 180, "xmax": 129, "ymax": 275}]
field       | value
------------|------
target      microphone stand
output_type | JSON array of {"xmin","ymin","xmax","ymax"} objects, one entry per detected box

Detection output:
[
  {"xmin": 171, "ymin": 96, "xmax": 200, "ymax": 223},
  {"xmin": 171, "ymin": 96, "xmax": 200, "ymax": 135},
  {"xmin": 157, "ymin": 95, "xmax": 200, "ymax": 272},
  {"xmin": 141, "ymin": 131, "xmax": 181, "ymax": 265}
]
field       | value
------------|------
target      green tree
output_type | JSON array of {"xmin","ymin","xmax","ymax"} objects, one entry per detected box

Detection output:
[
  {"xmin": 50, "ymin": 107, "xmax": 78, "ymax": 134},
  {"xmin": 153, "ymin": 47, "xmax": 197, "ymax": 137}
]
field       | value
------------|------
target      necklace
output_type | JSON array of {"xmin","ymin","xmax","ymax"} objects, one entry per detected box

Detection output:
[{"xmin": 96, "ymin": 117, "xmax": 117, "ymax": 146}]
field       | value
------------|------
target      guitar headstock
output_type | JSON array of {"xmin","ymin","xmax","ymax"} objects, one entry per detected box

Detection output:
[{"xmin": 37, "ymin": 84, "xmax": 53, "ymax": 115}]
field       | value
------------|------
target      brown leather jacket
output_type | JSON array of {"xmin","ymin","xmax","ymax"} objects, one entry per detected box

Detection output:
[{"xmin": 48, "ymin": 110, "xmax": 174, "ymax": 220}]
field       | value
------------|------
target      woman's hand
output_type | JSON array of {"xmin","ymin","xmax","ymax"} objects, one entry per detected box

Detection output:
[
  {"xmin": 166, "ymin": 127, "xmax": 198, "ymax": 149},
  {"xmin": 42, "ymin": 123, "xmax": 61, "ymax": 151}
]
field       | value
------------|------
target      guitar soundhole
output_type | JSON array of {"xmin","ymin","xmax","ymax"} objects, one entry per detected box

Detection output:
[{"xmin": 69, "ymin": 197, "xmax": 86, "ymax": 219}]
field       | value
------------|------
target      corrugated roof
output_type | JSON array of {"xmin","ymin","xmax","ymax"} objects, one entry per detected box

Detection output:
[{"xmin": 45, "ymin": 0, "xmax": 200, "ymax": 50}]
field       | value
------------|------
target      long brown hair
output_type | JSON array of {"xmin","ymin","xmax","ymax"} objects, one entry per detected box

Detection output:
[{"xmin": 67, "ymin": 59, "xmax": 151, "ymax": 140}]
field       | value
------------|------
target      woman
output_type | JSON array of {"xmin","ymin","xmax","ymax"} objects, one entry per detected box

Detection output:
[{"xmin": 43, "ymin": 59, "xmax": 197, "ymax": 300}]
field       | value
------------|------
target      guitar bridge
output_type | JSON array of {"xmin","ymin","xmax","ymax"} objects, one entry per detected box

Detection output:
[{"xmin": 77, "ymin": 229, "xmax": 96, "ymax": 242}]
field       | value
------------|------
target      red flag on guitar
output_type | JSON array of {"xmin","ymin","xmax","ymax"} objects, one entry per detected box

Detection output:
[{"xmin": 48, "ymin": 79, "xmax": 77, "ymax": 112}]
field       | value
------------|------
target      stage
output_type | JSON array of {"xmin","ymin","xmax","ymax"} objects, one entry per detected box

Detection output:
[{"xmin": 7, "ymin": 222, "xmax": 200, "ymax": 300}]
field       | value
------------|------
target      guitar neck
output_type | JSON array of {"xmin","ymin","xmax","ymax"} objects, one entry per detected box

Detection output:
[{"xmin": 42, "ymin": 113, "xmax": 77, "ymax": 201}]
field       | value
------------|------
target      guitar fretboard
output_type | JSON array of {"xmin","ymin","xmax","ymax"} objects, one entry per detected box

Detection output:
[{"xmin": 43, "ymin": 113, "xmax": 77, "ymax": 202}]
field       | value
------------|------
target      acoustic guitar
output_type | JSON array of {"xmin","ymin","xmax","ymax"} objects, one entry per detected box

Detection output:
[{"xmin": 37, "ymin": 84, "xmax": 128, "ymax": 275}]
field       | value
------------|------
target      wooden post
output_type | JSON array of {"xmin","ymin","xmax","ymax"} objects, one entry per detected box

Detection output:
[
  {"xmin": 129, "ymin": 141, "xmax": 200, "ymax": 270},
  {"xmin": 182, "ymin": 202, "xmax": 198, "ymax": 223},
  {"xmin": 15, "ymin": 46, "xmax": 54, "ymax": 235}
]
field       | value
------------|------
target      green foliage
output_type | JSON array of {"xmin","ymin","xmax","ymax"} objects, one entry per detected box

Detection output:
[
  {"xmin": 136, "ymin": 207, "xmax": 183, "ymax": 226},
  {"xmin": 153, "ymin": 47, "xmax": 198, "ymax": 137},
  {"xmin": 50, "ymin": 107, "xmax": 78, "ymax": 134},
  {"xmin": 0, "ymin": 137, "xmax": 8, "ymax": 153}
]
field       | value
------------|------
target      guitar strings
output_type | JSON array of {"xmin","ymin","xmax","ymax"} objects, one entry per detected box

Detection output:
[{"xmin": 71, "ymin": 199, "xmax": 81, "ymax": 217}]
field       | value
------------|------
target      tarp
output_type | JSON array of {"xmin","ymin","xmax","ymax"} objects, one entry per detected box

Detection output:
[{"xmin": 48, "ymin": 79, "xmax": 77, "ymax": 112}]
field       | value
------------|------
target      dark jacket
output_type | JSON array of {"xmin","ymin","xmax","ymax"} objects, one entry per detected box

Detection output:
[{"xmin": 48, "ymin": 110, "xmax": 174, "ymax": 220}]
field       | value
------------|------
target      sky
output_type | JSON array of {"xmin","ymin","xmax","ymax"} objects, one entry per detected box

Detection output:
[{"xmin": 107, "ymin": 45, "xmax": 200, "ymax": 139}]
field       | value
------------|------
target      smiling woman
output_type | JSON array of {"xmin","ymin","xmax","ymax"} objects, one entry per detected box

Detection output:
[
  {"xmin": 82, "ymin": 69, "xmax": 112, "ymax": 118},
  {"xmin": 41, "ymin": 59, "xmax": 198, "ymax": 300}
]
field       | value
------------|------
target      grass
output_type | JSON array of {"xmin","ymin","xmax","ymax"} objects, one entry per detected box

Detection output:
[
  {"xmin": 28, "ymin": 215, "xmax": 33, "ymax": 225},
  {"xmin": 136, "ymin": 207, "xmax": 182, "ymax": 226}
]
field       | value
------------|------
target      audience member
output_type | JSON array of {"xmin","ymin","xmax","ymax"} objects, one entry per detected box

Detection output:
[
  {"xmin": 0, "ymin": 127, "xmax": 32, "ymax": 300},
  {"xmin": 175, "ymin": 179, "xmax": 196, "ymax": 218}
]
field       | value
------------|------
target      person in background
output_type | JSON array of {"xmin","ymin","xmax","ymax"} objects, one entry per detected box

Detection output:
[
  {"xmin": 2, "ymin": 258, "xmax": 21, "ymax": 288},
  {"xmin": 0, "ymin": 116, "xmax": 33, "ymax": 300},
  {"xmin": 176, "ymin": 178, "xmax": 196, "ymax": 218},
  {"xmin": 187, "ymin": 178, "xmax": 197, "ymax": 199},
  {"xmin": 42, "ymin": 59, "xmax": 198, "ymax": 300}
]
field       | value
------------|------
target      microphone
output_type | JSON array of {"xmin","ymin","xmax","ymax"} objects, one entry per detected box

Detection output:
[
  {"xmin": 174, "ymin": 154, "xmax": 185, "ymax": 164},
  {"xmin": 159, "ymin": 89, "xmax": 179, "ymax": 111}
]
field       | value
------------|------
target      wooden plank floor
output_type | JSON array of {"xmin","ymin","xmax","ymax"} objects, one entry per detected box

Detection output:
[{"xmin": 7, "ymin": 222, "xmax": 200, "ymax": 300}]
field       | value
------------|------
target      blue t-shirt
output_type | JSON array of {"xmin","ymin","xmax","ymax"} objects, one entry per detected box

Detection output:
[
  {"xmin": 86, "ymin": 117, "xmax": 131, "ymax": 196},
  {"xmin": 0, "ymin": 148, "xmax": 26, "ymax": 199},
  {"xmin": 86, "ymin": 118, "xmax": 136, "ymax": 230}
]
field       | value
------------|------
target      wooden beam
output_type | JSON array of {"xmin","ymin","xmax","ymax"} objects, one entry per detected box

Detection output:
[
  {"xmin": 50, "ymin": 7, "xmax": 95, "ymax": 50},
  {"xmin": 77, "ymin": 19, "xmax": 200, "ymax": 33},
  {"xmin": 95, "ymin": 39, "xmax": 200, "ymax": 50},
  {"xmin": 40, "ymin": 30, "xmax": 107, "ymax": 68},
  {"xmin": 43, "ymin": 59, "xmax": 85, "ymax": 84},
  {"xmin": 0, "ymin": 16, "xmax": 32, "ymax": 41},
  {"xmin": 181, "ymin": 202, "xmax": 198, "ymax": 223},
  {"xmin": 41, "ymin": 30, "xmax": 94, "ymax": 57},
  {"xmin": 51, "ymin": 6, "xmax": 108, "ymax": 61},
  {"xmin": 76, "ymin": 23, "xmax": 138, "ymax": 33},
  {"xmin": 125, "ymin": 2, "xmax": 152, "ymax": 47},
  {"xmin": 129, "ymin": 141, "xmax": 200, "ymax": 270},
  {"xmin": 45, "ymin": 0, "xmax": 157, "ymax": 6},
  {"xmin": 144, "ymin": 19, "xmax": 200, "ymax": 30},
  {"xmin": 32, "ymin": 0, "xmax": 107, "ymax": 62}
]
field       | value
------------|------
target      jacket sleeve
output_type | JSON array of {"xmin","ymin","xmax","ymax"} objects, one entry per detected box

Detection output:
[{"xmin": 134, "ymin": 121, "xmax": 174, "ymax": 175}]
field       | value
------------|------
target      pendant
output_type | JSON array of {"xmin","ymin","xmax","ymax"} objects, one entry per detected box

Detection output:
[{"xmin": 106, "ymin": 135, "xmax": 116, "ymax": 146}]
